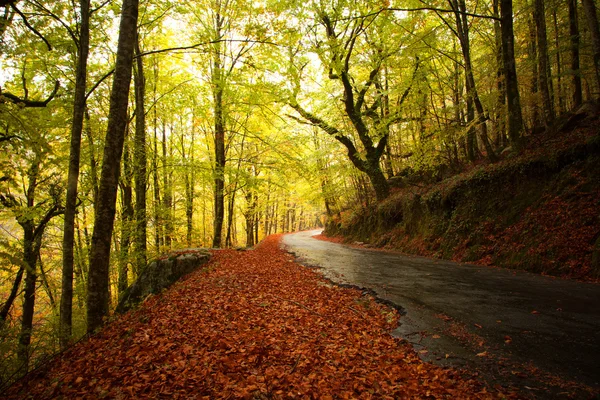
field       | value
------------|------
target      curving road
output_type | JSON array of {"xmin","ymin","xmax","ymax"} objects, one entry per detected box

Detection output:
[{"xmin": 282, "ymin": 230, "xmax": 600, "ymax": 397}]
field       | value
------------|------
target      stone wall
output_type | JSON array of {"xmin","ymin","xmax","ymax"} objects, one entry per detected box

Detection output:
[{"xmin": 116, "ymin": 249, "xmax": 211, "ymax": 313}]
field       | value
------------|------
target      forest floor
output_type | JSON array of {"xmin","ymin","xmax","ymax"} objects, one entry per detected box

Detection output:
[{"xmin": 4, "ymin": 235, "xmax": 514, "ymax": 399}]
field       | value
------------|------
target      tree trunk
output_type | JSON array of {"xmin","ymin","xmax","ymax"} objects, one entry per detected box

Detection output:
[
  {"xmin": 185, "ymin": 128, "xmax": 195, "ymax": 247},
  {"xmin": 17, "ymin": 226, "xmax": 40, "ymax": 369},
  {"xmin": 553, "ymin": 10, "xmax": 564, "ymax": 114},
  {"xmin": 529, "ymin": 15, "xmax": 541, "ymax": 128},
  {"xmin": 87, "ymin": 0, "xmax": 139, "ymax": 334},
  {"xmin": 162, "ymin": 123, "xmax": 172, "ymax": 249},
  {"xmin": 118, "ymin": 138, "xmax": 133, "ymax": 296},
  {"xmin": 212, "ymin": 74, "xmax": 225, "ymax": 247},
  {"xmin": 245, "ymin": 189, "xmax": 254, "ymax": 247},
  {"xmin": 451, "ymin": 0, "xmax": 498, "ymax": 162},
  {"xmin": 534, "ymin": 0, "xmax": 555, "ymax": 125},
  {"xmin": 60, "ymin": 0, "xmax": 90, "ymax": 349},
  {"xmin": 501, "ymin": 0, "xmax": 524, "ymax": 146},
  {"xmin": 570, "ymin": 0, "xmax": 583, "ymax": 108},
  {"xmin": 581, "ymin": 0, "xmax": 600, "ymax": 95},
  {"xmin": 0, "ymin": 265, "xmax": 24, "ymax": 323},
  {"xmin": 133, "ymin": 36, "xmax": 147, "ymax": 274},
  {"xmin": 493, "ymin": 0, "xmax": 507, "ymax": 147},
  {"xmin": 152, "ymin": 58, "xmax": 161, "ymax": 251}
]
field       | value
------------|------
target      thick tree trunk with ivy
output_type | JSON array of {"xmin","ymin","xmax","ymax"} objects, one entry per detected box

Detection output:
[
  {"xmin": 60, "ymin": 0, "xmax": 90, "ymax": 349},
  {"xmin": 87, "ymin": 0, "xmax": 139, "ymax": 334}
]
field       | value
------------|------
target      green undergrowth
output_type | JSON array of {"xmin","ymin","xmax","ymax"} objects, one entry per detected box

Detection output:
[{"xmin": 326, "ymin": 115, "xmax": 600, "ymax": 280}]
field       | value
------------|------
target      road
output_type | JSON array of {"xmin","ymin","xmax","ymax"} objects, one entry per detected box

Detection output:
[{"xmin": 282, "ymin": 230, "xmax": 600, "ymax": 397}]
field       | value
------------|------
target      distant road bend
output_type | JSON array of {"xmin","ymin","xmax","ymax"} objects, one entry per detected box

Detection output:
[{"xmin": 282, "ymin": 230, "xmax": 600, "ymax": 396}]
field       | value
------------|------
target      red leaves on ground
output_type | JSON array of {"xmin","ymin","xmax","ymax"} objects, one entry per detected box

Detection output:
[{"xmin": 5, "ymin": 235, "xmax": 494, "ymax": 399}]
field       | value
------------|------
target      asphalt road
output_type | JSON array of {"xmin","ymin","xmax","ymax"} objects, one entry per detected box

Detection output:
[{"xmin": 282, "ymin": 230, "xmax": 600, "ymax": 397}]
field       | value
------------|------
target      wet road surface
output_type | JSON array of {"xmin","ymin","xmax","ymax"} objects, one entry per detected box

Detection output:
[{"xmin": 282, "ymin": 230, "xmax": 600, "ymax": 396}]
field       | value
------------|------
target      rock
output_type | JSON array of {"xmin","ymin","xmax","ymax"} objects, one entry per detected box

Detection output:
[{"xmin": 116, "ymin": 248, "xmax": 211, "ymax": 313}]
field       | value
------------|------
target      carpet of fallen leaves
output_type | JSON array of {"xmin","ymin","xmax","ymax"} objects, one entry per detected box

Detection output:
[{"xmin": 4, "ymin": 235, "xmax": 498, "ymax": 399}]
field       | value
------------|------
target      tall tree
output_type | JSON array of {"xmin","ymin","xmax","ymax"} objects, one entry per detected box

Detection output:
[
  {"xmin": 0, "ymin": 152, "xmax": 62, "ymax": 369},
  {"xmin": 87, "ymin": 0, "xmax": 139, "ymax": 333},
  {"xmin": 501, "ymin": 0, "xmax": 524, "ymax": 146},
  {"xmin": 211, "ymin": 7, "xmax": 226, "ymax": 247},
  {"xmin": 290, "ymin": 9, "xmax": 419, "ymax": 201},
  {"xmin": 60, "ymin": 0, "xmax": 90, "ymax": 349},
  {"xmin": 534, "ymin": 0, "xmax": 555, "ymax": 125},
  {"xmin": 133, "ymin": 35, "xmax": 147, "ymax": 272},
  {"xmin": 581, "ymin": 0, "xmax": 600, "ymax": 95},
  {"xmin": 446, "ymin": 0, "xmax": 498, "ymax": 162},
  {"xmin": 569, "ymin": 0, "xmax": 583, "ymax": 108}
]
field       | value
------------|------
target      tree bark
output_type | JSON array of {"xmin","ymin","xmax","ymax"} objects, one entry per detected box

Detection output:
[
  {"xmin": 553, "ymin": 10, "xmax": 564, "ymax": 114},
  {"xmin": 450, "ymin": 0, "xmax": 498, "ymax": 162},
  {"xmin": 0, "ymin": 265, "xmax": 24, "ymax": 323},
  {"xmin": 162, "ymin": 123, "xmax": 172, "ymax": 249},
  {"xmin": 534, "ymin": 0, "xmax": 555, "ymax": 125},
  {"xmin": 493, "ymin": 0, "xmax": 507, "ymax": 147},
  {"xmin": 60, "ymin": 0, "xmax": 90, "ymax": 349},
  {"xmin": 118, "ymin": 138, "xmax": 133, "ymax": 296},
  {"xmin": 184, "ymin": 128, "xmax": 195, "ymax": 247},
  {"xmin": 570, "ymin": 0, "xmax": 583, "ymax": 108},
  {"xmin": 212, "ymin": 35, "xmax": 225, "ymax": 247},
  {"xmin": 529, "ymin": 14, "xmax": 541, "ymax": 128},
  {"xmin": 17, "ymin": 225, "xmax": 40, "ymax": 369},
  {"xmin": 87, "ymin": 0, "xmax": 139, "ymax": 334},
  {"xmin": 133, "ymin": 35, "xmax": 147, "ymax": 274},
  {"xmin": 581, "ymin": 0, "xmax": 600, "ymax": 95},
  {"xmin": 501, "ymin": 0, "xmax": 524, "ymax": 146}
]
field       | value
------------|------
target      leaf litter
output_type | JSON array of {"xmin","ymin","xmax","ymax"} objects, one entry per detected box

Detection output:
[{"xmin": 5, "ymin": 235, "xmax": 504, "ymax": 399}]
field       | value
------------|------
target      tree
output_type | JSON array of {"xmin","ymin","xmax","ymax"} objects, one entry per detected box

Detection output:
[
  {"xmin": 569, "ymin": 0, "xmax": 583, "ymax": 108},
  {"xmin": 290, "ymin": 7, "xmax": 419, "ymax": 201},
  {"xmin": 133, "ymin": 35, "xmax": 147, "ymax": 272},
  {"xmin": 87, "ymin": 0, "xmax": 139, "ymax": 333},
  {"xmin": 444, "ymin": 0, "xmax": 498, "ymax": 162},
  {"xmin": 501, "ymin": 0, "xmax": 524, "ymax": 145},
  {"xmin": 581, "ymin": 0, "xmax": 600, "ymax": 95},
  {"xmin": 0, "ymin": 133, "xmax": 63, "ymax": 370},
  {"xmin": 533, "ymin": 0, "xmax": 555, "ymax": 125},
  {"xmin": 60, "ymin": 0, "xmax": 90, "ymax": 349}
]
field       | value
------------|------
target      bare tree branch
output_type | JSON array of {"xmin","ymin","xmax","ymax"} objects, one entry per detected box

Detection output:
[
  {"xmin": 0, "ymin": 80, "xmax": 60, "ymax": 107},
  {"xmin": 10, "ymin": 2, "xmax": 52, "ymax": 50}
]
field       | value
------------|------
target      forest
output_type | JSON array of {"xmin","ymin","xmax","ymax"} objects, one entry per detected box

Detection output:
[{"xmin": 0, "ymin": 0, "xmax": 599, "ymax": 391}]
